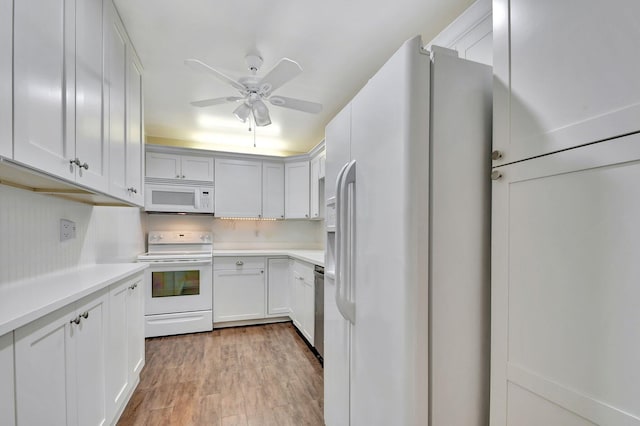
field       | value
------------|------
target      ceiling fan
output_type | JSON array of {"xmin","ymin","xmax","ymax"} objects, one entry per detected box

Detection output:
[{"xmin": 185, "ymin": 54, "xmax": 322, "ymax": 127}]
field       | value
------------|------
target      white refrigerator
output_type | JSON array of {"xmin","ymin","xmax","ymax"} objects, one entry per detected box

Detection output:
[{"xmin": 324, "ymin": 36, "xmax": 492, "ymax": 426}]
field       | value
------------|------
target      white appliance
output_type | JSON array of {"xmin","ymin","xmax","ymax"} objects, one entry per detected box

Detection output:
[
  {"xmin": 137, "ymin": 231, "xmax": 213, "ymax": 337},
  {"xmin": 145, "ymin": 182, "xmax": 214, "ymax": 213},
  {"xmin": 324, "ymin": 36, "xmax": 492, "ymax": 425}
]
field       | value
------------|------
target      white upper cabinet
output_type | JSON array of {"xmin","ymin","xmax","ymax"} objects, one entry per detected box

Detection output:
[
  {"xmin": 126, "ymin": 51, "xmax": 144, "ymax": 205},
  {"xmin": 146, "ymin": 152, "xmax": 214, "ymax": 182},
  {"xmin": 14, "ymin": 0, "xmax": 109, "ymax": 190},
  {"xmin": 0, "ymin": 0, "xmax": 12, "ymax": 158},
  {"xmin": 262, "ymin": 161, "xmax": 285, "ymax": 219},
  {"xmin": 75, "ymin": 0, "xmax": 108, "ymax": 192},
  {"xmin": 285, "ymin": 160, "xmax": 310, "ymax": 219},
  {"xmin": 13, "ymin": 0, "xmax": 71, "ymax": 178},
  {"xmin": 105, "ymin": 3, "xmax": 128, "ymax": 201},
  {"xmin": 215, "ymin": 158, "xmax": 262, "ymax": 217},
  {"xmin": 493, "ymin": 0, "xmax": 640, "ymax": 165},
  {"xmin": 310, "ymin": 152, "xmax": 324, "ymax": 219}
]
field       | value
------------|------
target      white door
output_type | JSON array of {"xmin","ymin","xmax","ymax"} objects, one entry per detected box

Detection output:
[
  {"xmin": 14, "ymin": 303, "xmax": 76, "ymax": 426},
  {"xmin": 75, "ymin": 0, "xmax": 107, "ymax": 191},
  {"xmin": 491, "ymin": 133, "xmax": 640, "ymax": 426},
  {"xmin": 492, "ymin": 0, "xmax": 640, "ymax": 165},
  {"xmin": 214, "ymin": 158, "xmax": 263, "ymax": 217},
  {"xmin": 146, "ymin": 152, "xmax": 181, "ymax": 179},
  {"xmin": 127, "ymin": 275, "xmax": 145, "ymax": 378},
  {"xmin": 285, "ymin": 160, "xmax": 310, "ymax": 218},
  {"xmin": 75, "ymin": 292, "xmax": 107, "ymax": 426},
  {"xmin": 213, "ymin": 268, "xmax": 265, "ymax": 322},
  {"xmin": 13, "ymin": 0, "xmax": 74, "ymax": 180},
  {"xmin": 262, "ymin": 161, "xmax": 285, "ymax": 219},
  {"xmin": 105, "ymin": 4, "xmax": 129, "ymax": 200},
  {"xmin": 267, "ymin": 258, "xmax": 290, "ymax": 316},
  {"xmin": 126, "ymin": 53, "xmax": 144, "ymax": 204},
  {"xmin": 310, "ymin": 155, "xmax": 321, "ymax": 219},
  {"xmin": 182, "ymin": 155, "xmax": 214, "ymax": 181},
  {"xmin": 0, "ymin": 332, "xmax": 15, "ymax": 426},
  {"xmin": 0, "ymin": 0, "xmax": 12, "ymax": 158},
  {"xmin": 106, "ymin": 280, "xmax": 130, "ymax": 419}
]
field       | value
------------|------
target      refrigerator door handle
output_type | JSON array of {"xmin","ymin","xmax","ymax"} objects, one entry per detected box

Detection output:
[
  {"xmin": 337, "ymin": 160, "xmax": 356, "ymax": 324},
  {"xmin": 335, "ymin": 162, "xmax": 349, "ymax": 322}
]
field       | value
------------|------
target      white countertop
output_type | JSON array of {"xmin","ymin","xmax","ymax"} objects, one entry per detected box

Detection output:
[
  {"xmin": 212, "ymin": 249, "xmax": 325, "ymax": 267},
  {"xmin": 0, "ymin": 263, "xmax": 148, "ymax": 336}
]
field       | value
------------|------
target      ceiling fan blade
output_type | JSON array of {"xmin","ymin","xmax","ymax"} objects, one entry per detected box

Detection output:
[
  {"xmin": 258, "ymin": 58, "xmax": 303, "ymax": 95},
  {"xmin": 184, "ymin": 59, "xmax": 247, "ymax": 92},
  {"xmin": 190, "ymin": 96, "xmax": 244, "ymax": 108},
  {"xmin": 269, "ymin": 96, "xmax": 323, "ymax": 114}
]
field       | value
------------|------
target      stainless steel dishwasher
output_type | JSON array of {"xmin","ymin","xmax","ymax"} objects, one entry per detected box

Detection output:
[{"xmin": 314, "ymin": 265, "xmax": 324, "ymax": 359}]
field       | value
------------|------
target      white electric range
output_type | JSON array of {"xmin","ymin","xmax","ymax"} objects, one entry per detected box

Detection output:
[{"xmin": 137, "ymin": 231, "xmax": 213, "ymax": 337}]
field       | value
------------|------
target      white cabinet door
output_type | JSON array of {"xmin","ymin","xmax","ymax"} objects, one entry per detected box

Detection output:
[
  {"xmin": 0, "ymin": 332, "xmax": 15, "ymax": 426},
  {"xmin": 182, "ymin": 155, "xmax": 214, "ymax": 181},
  {"xmin": 214, "ymin": 158, "xmax": 262, "ymax": 218},
  {"xmin": 262, "ymin": 161, "xmax": 285, "ymax": 219},
  {"xmin": 127, "ymin": 275, "xmax": 145, "ymax": 378},
  {"xmin": 13, "ymin": 0, "xmax": 73, "ymax": 180},
  {"xmin": 106, "ymin": 279, "xmax": 130, "ymax": 420},
  {"xmin": 493, "ymin": 0, "xmax": 640, "ymax": 165},
  {"xmin": 285, "ymin": 160, "xmax": 310, "ymax": 219},
  {"xmin": 146, "ymin": 152, "xmax": 181, "ymax": 179},
  {"xmin": 214, "ymin": 268, "xmax": 266, "ymax": 322},
  {"xmin": 267, "ymin": 258, "xmax": 290, "ymax": 316},
  {"xmin": 310, "ymin": 155, "xmax": 321, "ymax": 219},
  {"xmin": 75, "ymin": 291, "xmax": 108, "ymax": 426},
  {"xmin": 301, "ymin": 275, "xmax": 315, "ymax": 344},
  {"xmin": 291, "ymin": 260, "xmax": 314, "ymax": 343},
  {"xmin": 0, "ymin": 0, "xmax": 12, "ymax": 158},
  {"xmin": 105, "ymin": 4, "xmax": 129, "ymax": 201},
  {"xmin": 291, "ymin": 270, "xmax": 304, "ymax": 329},
  {"xmin": 15, "ymin": 302, "xmax": 76, "ymax": 426},
  {"xmin": 75, "ymin": 0, "xmax": 107, "ymax": 192},
  {"xmin": 126, "ymin": 52, "xmax": 144, "ymax": 205},
  {"xmin": 491, "ymin": 133, "xmax": 640, "ymax": 426}
]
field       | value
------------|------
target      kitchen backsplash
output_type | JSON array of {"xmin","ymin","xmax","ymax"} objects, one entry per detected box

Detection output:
[
  {"xmin": 0, "ymin": 185, "xmax": 145, "ymax": 285},
  {"xmin": 145, "ymin": 214, "xmax": 325, "ymax": 250}
]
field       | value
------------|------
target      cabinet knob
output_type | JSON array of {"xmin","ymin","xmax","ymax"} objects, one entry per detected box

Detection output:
[
  {"xmin": 181, "ymin": 175, "xmax": 185, "ymax": 179},
  {"xmin": 80, "ymin": 311, "xmax": 89, "ymax": 319},
  {"xmin": 70, "ymin": 316, "xmax": 81, "ymax": 325},
  {"xmin": 491, "ymin": 150, "xmax": 503, "ymax": 161},
  {"xmin": 305, "ymin": 214, "xmax": 309, "ymax": 218},
  {"xmin": 490, "ymin": 170, "xmax": 503, "ymax": 181},
  {"xmin": 80, "ymin": 162, "xmax": 89, "ymax": 170},
  {"xmin": 261, "ymin": 270, "xmax": 264, "ymax": 274},
  {"xmin": 236, "ymin": 260, "xmax": 244, "ymax": 266},
  {"xmin": 176, "ymin": 175, "xmax": 180, "ymax": 178}
]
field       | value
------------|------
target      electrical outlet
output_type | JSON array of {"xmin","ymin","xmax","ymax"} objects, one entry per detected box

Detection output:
[{"xmin": 60, "ymin": 219, "xmax": 76, "ymax": 242}]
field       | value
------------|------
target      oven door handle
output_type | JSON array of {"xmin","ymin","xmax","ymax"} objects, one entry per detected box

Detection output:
[{"xmin": 141, "ymin": 260, "xmax": 212, "ymax": 266}]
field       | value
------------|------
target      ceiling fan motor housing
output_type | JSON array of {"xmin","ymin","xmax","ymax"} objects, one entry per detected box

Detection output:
[{"xmin": 245, "ymin": 54, "xmax": 263, "ymax": 74}]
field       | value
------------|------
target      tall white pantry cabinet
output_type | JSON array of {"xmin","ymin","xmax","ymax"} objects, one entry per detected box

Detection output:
[{"xmin": 490, "ymin": 1, "xmax": 640, "ymax": 425}]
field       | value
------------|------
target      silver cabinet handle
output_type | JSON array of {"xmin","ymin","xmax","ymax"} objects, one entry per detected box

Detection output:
[
  {"xmin": 236, "ymin": 260, "xmax": 244, "ymax": 266},
  {"xmin": 80, "ymin": 311, "xmax": 89, "ymax": 319},
  {"xmin": 70, "ymin": 158, "xmax": 89, "ymax": 170},
  {"xmin": 70, "ymin": 316, "xmax": 81, "ymax": 325},
  {"xmin": 80, "ymin": 162, "xmax": 89, "ymax": 170},
  {"xmin": 181, "ymin": 175, "xmax": 185, "ymax": 179},
  {"xmin": 261, "ymin": 270, "xmax": 264, "ymax": 274},
  {"xmin": 176, "ymin": 175, "xmax": 180, "ymax": 178},
  {"xmin": 129, "ymin": 283, "xmax": 137, "ymax": 290},
  {"xmin": 305, "ymin": 214, "xmax": 309, "ymax": 218},
  {"xmin": 491, "ymin": 170, "xmax": 503, "ymax": 181},
  {"xmin": 491, "ymin": 150, "xmax": 503, "ymax": 161}
]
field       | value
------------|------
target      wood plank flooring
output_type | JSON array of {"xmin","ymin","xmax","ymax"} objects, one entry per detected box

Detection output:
[{"xmin": 118, "ymin": 322, "xmax": 324, "ymax": 426}]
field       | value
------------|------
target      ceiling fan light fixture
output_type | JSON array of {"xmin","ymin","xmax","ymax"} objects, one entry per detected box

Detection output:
[
  {"xmin": 233, "ymin": 103, "xmax": 251, "ymax": 123},
  {"xmin": 252, "ymin": 99, "xmax": 272, "ymax": 126}
]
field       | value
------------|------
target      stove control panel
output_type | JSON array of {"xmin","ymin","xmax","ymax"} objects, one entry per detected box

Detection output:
[{"xmin": 148, "ymin": 231, "xmax": 212, "ymax": 245}]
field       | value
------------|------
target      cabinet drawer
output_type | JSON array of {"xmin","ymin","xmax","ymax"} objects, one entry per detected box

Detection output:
[
  {"xmin": 292, "ymin": 260, "xmax": 314, "ymax": 284},
  {"xmin": 214, "ymin": 256, "xmax": 265, "ymax": 271}
]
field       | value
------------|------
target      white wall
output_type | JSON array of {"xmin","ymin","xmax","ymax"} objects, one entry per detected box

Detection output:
[
  {"xmin": 145, "ymin": 214, "xmax": 324, "ymax": 250},
  {"xmin": 0, "ymin": 185, "xmax": 145, "ymax": 286}
]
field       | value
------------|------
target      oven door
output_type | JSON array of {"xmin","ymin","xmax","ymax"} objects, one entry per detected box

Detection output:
[{"xmin": 143, "ymin": 259, "xmax": 213, "ymax": 315}]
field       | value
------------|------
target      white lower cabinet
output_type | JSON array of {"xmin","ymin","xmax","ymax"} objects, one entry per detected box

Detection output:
[
  {"xmin": 267, "ymin": 258, "xmax": 291, "ymax": 316},
  {"xmin": 107, "ymin": 274, "xmax": 144, "ymax": 421},
  {"xmin": 15, "ymin": 288, "xmax": 108, "ymax": 426},
  {"xmin": 291, "ymin": 259, "xmax": 315, "ymax": 344},
  {"xmin": 214, "ymin": 257, "xmax": 266, "ymax": 322},
  {"xmin": 0, "ymin": 332, "xmax": 15, "ymax": 426}
]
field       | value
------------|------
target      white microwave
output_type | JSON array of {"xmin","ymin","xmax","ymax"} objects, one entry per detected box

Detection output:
[{"xmin": 145, "ymin": 183, "xmax": 214, "ymax": 213}]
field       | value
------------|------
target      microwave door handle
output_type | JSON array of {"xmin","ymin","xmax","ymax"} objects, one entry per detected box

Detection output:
[{"xmin": 194, "ymin": 189, "xmax": 201, "ymax": 209}]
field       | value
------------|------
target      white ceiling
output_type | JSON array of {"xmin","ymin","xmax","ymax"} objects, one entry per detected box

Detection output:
[{"xmin": 114, "ymin": 0, "xmax": 475, "ymax": 156}]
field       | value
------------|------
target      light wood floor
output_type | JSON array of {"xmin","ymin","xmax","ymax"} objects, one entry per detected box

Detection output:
[{"xmin": 118, "ymin": 322, "xmax": 324, "ymax": 426}]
